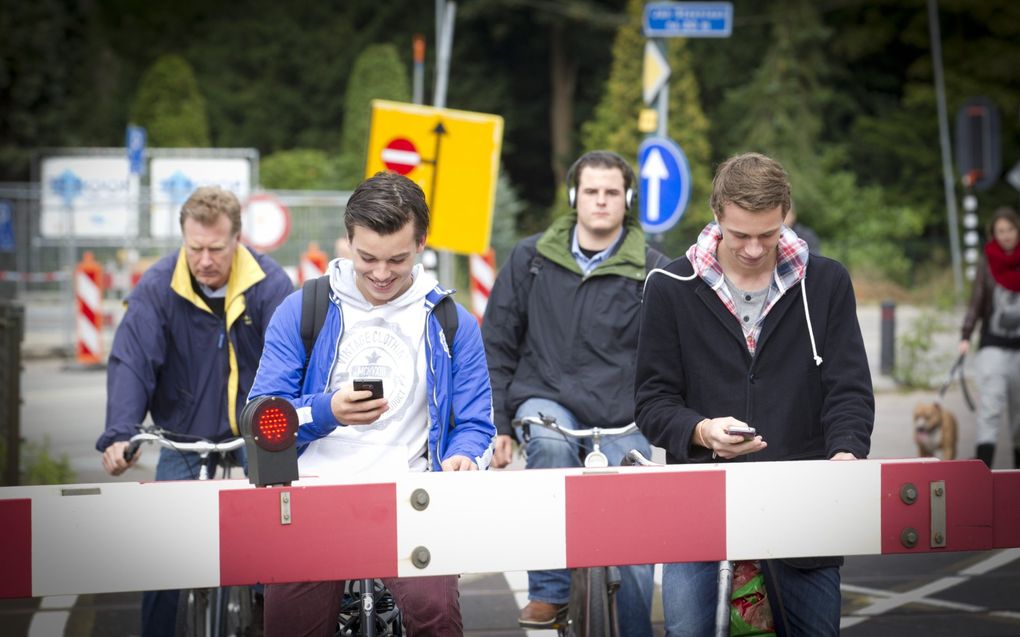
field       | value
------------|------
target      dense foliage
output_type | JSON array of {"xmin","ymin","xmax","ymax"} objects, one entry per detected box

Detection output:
[
  {"xmin": 2, "ymin": 0, "xmax": 1017, "ymax": 281},
  {"xmin": 130, "ymin": 55, "xmax": 210, "ymax": 147}
]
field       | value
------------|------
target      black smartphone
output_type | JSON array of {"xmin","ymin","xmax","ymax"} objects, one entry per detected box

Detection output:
[
  {"xmin": 353, "ymin": 378, "xmax": 384, "ymax": 400},
  {"xmin": 725, "ymin": 425, "xmax": 756, "ymax": 440}
]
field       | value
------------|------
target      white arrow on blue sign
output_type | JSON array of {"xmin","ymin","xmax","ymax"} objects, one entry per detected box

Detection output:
[{"xmin": 638, "ymin": 137, "xmax": 691, "ymax": 233}]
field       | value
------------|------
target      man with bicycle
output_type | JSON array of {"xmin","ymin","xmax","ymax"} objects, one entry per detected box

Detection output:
[
  {"xmin": 96, "ymin": 185, "xmax": 293, "ymax": 636},
  {"xmin": 635, "ymin": 152, "xmax": 874, "ymax": 636},
  {"xmin": 483, "ymin": 150, "xmax": 663, "ymax": 634},
  {"xmin": 248, "ymin": 171, "xmax": 495, "ymax": 636}
]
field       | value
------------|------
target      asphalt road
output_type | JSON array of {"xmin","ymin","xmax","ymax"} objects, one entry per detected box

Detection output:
[{"xmin": 4, "ymin": 301, "xmax": 1020, "ymax": 635}]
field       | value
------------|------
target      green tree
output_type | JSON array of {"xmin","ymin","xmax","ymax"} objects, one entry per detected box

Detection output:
[
  {"xmin": 260, "ymin": 149, "xmax": 342, "ymax": 190},
  {"xmin": 718, "ymin": 0, "xmax": 832, "ymax": 212},
  {"xmin": 581, "ymin": 0, "xmax": 712, "ymax": 256},
  {"xmin": 712, "ymin": 0, "xmax": 928, "ymax": 283},
  {"xmin": 490, "ymin": 171, "xmax": 527, "ymax": 267},
  {"xmin": 836, "ymin": 0, "xmax": 1020, "ymax": 226},
  {"xmin": 130, "ymin": 54, "xmax": 210, "ymax": 147},
  {"xmin": 0, "ymin": 0, "xmax": 92, "ymax": 178},
  {"xmin": 337, "ymin": 43, "xmax": 411, "ymax": 188}
]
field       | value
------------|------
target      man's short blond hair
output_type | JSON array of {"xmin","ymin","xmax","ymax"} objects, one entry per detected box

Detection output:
[
  {"xmin": 179, "ymin": 186, "xmax": 242, "ymax": 235},
  {"xmin": 710, "ymin": 152, "xmax": 791, "ymax": 218}
]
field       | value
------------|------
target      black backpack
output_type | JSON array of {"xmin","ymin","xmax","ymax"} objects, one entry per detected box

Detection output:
[{"xmin": 299, "ymin": 275, "xmax": 459, "ymax": 377}]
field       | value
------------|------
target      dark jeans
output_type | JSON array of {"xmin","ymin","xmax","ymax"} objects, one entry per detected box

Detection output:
[
  {"xmin": 661, "ymin": 560, "xmax": 840, "ymax": 637},
  {"xmin": 264, "ymin": 575, "xmax": 461, "ymax": 637}
]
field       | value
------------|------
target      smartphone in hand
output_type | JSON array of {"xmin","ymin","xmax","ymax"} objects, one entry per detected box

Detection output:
[
  {"xmin": 353, "ymin": 378, "xmax": 384, "ymax": 400},
  {"xmin": 725, "ymin": 425, "xmax": 756, "ymax": 440}
]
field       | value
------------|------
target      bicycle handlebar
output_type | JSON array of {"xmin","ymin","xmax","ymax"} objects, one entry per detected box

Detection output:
[
  {"xmin": 620, "ymin": 448, "xmax": 663, "ymax": 467},
  {"xmin": 511, "ymin": 415, "xmax": 637, "ymax": 439},
  {"xmin": 122, "ymin": 430, "xmax": 245, "ymax": 462}
]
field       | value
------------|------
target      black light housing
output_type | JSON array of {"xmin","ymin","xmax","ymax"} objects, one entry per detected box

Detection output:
[{"xmin": 240, "ymin": 396, "xmax": 299, "ymax": 487}]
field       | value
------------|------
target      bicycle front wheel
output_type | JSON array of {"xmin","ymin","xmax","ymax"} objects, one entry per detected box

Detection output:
[
  {"xmin": 176, "ymin": 588, "xmax": 210, "ymax": 637},
  {"xmin": 220, "ymin": 586, "xmax": 263, "ymax": 636},
  {"xmin": 336, "ymin": 579, "xmax": 404, "ymax": 637},
  {"xmin": 567, "ymin": 567, "xmax": 614, "ymax": 637}
]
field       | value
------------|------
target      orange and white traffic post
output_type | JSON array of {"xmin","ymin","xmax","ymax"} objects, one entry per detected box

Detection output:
[
  {"xmin": 298, "ymin": 241, "xmax": 328, "ymax": 284},
  {"xmin": 469, "ymin": 247, "xmax": 496, "ymax": 323},
  {"xmin": 75, "ymin": 251, "xmax": 105, "ymax": 366}
]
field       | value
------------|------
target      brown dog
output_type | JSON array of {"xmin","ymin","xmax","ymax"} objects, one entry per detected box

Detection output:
[{"xmin": 913, "ymin": 402, "xmax": 958, "ymax": 460}]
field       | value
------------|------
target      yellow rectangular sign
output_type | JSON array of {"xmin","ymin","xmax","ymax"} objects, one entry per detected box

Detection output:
[{"xmin": 365, "ymin": 100, "xmax": 504, "ymax": 255}]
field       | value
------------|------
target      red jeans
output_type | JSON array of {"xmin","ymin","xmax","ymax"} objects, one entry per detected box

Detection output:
[{"xmin": 264, "ymin": 575, "xmax": 461, "ymax": 637}]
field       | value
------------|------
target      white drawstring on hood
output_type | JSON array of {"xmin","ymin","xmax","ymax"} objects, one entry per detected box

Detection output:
[{"xmin": 645, "ymin": 221, "xmax": 822, "ymax": 367}]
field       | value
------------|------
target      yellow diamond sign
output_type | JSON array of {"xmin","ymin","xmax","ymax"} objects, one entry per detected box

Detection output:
[
  {"xmin": 643, "ymin": 41, "xmax": 671, "ymax": 105},
  {"xmin": 365, "ymin": 100, "xmax": 504, "ymax": 255}
]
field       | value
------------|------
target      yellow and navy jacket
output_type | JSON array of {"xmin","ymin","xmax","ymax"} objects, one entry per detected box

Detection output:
[{"xmin": 97, "ymin": 245, "xmax": 293, "ymax": 450}]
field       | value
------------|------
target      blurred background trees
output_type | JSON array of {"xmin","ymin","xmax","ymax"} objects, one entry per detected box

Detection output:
[{"xmin": 1, "ymin": 0, "xmax": 1017, "ymax": 292}]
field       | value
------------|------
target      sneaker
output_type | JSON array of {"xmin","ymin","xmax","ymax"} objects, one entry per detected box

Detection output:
[{"xmin": 518, "ymin": 600, "xmax": 568, "ymax": 628}]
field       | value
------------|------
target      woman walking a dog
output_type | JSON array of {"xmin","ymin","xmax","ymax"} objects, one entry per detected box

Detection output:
[{"xmin": 959, "ymin": 206, "xmax": 1020, "ymax": 469}]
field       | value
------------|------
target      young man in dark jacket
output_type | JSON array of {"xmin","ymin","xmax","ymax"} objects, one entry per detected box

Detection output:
[
  {"xmin": 483, "ymin": 150, "xmax": 661, "ymax": 635},
  {"xmin": 96, "ymin": 186, "xmax": 292, "ymax": 637},
  {"xmin": 635, "ymin": 152, "xmax": 874, "ymax": 636}
]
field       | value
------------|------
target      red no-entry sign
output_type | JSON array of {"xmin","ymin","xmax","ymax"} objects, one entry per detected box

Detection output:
[{"xmin": 381, "ymin": 138, "xmax": 421, "ymax": 175}]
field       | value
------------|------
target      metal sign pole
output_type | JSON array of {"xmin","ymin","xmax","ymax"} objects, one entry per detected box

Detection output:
[
  {"xmin": 928, "ymin": 0, "xmax": 964, "ymax": 301},
  {"xmin": 434, "ymin": 1, "xmax": 457, "ymax": 289}
]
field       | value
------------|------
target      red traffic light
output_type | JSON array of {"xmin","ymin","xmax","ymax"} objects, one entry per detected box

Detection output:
[{"xmin": 241, "ymin": 396, "xmax": 298, "ymax": 452}]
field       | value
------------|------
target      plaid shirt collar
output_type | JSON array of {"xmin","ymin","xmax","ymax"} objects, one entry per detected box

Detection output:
[{"xmin": 685, "ymin": 222, "xmax": 809, "ymax": 355}]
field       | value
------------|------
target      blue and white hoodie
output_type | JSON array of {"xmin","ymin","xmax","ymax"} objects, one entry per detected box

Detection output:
[{"xmin": 249, "ymin": 258, "xmax": 495, "ymax": 476}]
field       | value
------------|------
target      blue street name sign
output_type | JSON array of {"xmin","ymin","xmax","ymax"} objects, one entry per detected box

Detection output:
[
  {"xmin": 638, "ymin": 137, "xmax": 691, "ymax": 234},
  {"xmin": 643, "ymin": 2, "xmax": 734, "ymax": 38},
  {"xmin": 126, "ymin": 125, "xmax": 147, "ymax": 175}
]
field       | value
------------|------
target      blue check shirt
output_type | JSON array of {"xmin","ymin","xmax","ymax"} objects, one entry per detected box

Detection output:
[{"xmin": 570, "ymin": 225, "xmax": 625, "ymax": 275}]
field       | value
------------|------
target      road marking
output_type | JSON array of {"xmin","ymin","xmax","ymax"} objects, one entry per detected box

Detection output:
[
  {"xmin": 960, "ymin": 547, "xmax": 1020, "ymax": 576},
  {"xmin": 28, "ymin": 595, "xmax": 76, "ymax": 637},
  {"xmin": 841, "ymin": 549, "xmax": 1020, "ymax": 630}
]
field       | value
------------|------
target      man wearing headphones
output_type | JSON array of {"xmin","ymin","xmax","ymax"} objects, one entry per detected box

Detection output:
[{"xmin": 482, "ymin": 150, "xmax": 663, "ymax": 634}]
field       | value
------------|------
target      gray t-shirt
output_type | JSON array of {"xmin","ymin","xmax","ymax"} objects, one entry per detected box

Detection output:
[{"xmin": 725, "ymin": 275, "xmax": 768, "ymax": 330}]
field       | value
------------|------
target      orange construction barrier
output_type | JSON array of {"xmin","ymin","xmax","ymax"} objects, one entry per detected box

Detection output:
[
  {"xmin": 469, "ymin": 247, "xmax": 496, "ymax": 323},
  {"xmin": 75, "ymin": 251, "xmax": 104, "ymax": 365},
  {"xmin": 298, "ymin": 241, "xmax": 328, "ymax": 284}
]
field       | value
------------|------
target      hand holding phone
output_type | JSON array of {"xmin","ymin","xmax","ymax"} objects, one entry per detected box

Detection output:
[
  {"xmin": 352, "ymin": 378, "xmax": 384, "ymax": 400},
  {"xmin": 725, "ymin": 424, "xmax": 756, "ymax": 440}
]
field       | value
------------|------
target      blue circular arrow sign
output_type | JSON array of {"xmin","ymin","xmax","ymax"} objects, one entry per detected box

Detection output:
[{"xmin": 638, "ymin": 137, "xmax": 691, "ymax": 233}]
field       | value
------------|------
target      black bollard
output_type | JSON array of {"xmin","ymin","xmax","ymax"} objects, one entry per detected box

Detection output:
[{"xmin": 880, "ymin": 300, "xmax": 896, "ymax": 376}]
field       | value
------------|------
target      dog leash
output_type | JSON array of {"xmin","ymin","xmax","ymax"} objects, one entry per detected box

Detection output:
[{"xmin": 936, "ymin": 354, "xmax": 976, "ymax": 412}]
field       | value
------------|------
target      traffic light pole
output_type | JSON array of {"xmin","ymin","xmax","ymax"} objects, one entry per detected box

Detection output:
[{"xmin": 928, "ymin": 0, "xmax": 964, "ymax": 301}]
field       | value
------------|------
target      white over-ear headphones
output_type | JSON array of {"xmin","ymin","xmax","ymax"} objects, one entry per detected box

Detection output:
[{"xmin": 566, "ymin": 151, "xmax": 635, "ymax": 210}]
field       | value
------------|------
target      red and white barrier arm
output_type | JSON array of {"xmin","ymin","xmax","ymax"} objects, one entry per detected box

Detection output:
[
  {"xmin": 0, "ymin": 270, "xmax": 68, "ymax": 282},
  {"xmin": 1, "ymin": 459, "xmax": 1017, "ymax": 599}
]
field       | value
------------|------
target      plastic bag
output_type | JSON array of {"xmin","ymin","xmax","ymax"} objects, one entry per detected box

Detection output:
[{"xmin": 730, "ymin": 560, "xmax": 774, "ymax": 635}]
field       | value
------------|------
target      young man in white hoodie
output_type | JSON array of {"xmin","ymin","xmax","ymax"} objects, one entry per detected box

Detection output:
[{"xmin": 249, "ymin": 171, "xmax": 496, "ymax": 636}]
